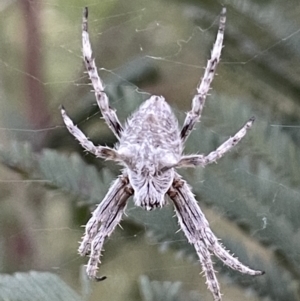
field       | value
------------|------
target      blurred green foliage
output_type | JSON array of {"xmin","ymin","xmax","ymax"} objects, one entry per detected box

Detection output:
[{"xmin": 0, "ymin": 0, "xmax": 300, "ymax": 301}]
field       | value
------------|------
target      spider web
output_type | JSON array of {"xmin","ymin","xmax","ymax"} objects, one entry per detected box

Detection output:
[{"xmin": 0, "ymin": 1, "xmax": 300, "ymax": 301}]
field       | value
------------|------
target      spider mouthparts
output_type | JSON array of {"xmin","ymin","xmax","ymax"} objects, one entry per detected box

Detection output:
[{"xmin": 95, "ymin": 275, "xmax": 107, "ymax": 282}]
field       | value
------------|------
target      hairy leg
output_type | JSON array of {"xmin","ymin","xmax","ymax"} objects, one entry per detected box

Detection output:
[
  {"xmin": 82, "ymin": 7, "xmax": 123, "ymax": 139},
  {"xmin": 180, "ymin": 8, "xmax": 226, "ymax": 142},
  {"xmin": 195, "ymin": 240, "xmax": 222, "ymax": 301},
  {"xmin": 177, "ymin": 117, "xmax": 254, "ymax": 168},
  {"xmin": 168, "ymin": 173, "xmax": 263, "ymax": 300},
  {"xmin": 79, "ymin": 174, "xmax": 133, "ymax": 279},
  {"xmin": 61, "ymin": 106, "xmax": 119, "ymax": 160}
]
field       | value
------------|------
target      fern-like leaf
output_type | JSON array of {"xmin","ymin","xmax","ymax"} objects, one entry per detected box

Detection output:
[{"xmin": 0, "ymin": 271, "xmax": 83, "ymax": 301}]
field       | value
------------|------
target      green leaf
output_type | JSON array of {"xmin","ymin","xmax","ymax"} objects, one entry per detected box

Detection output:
[
  {"xmin": 0, "ymin": 271, "xmax": 83, "ymax": 301},
  {"xmin": 38, "ymin": 149, "xmax": 114, "ymax": 205},
  {"xmin": 0, "ymin": 141, "xmax": 115, "ymax": 205},
  {"xmin": 139, "ymin": 275, "xmax": 202, "ymax": 301}
]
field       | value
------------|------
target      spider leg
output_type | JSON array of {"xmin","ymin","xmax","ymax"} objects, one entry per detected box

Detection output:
[
  {"xmin": 169, "ymin": 176, "xmax": 221, "ymax": 300},
  {"xmin": 168, "ymin": 173, "xmax": 263, "ymax": 301},
  {"xmin": 82, "ymin": 7, "xmax": 123, "ymax": 139},
  {"xmin": 202, "ymin": 228, "xmax": 265, "ymax": 276},
  {"xmin": 180, "ymin": 8, "xmax": 226, "ymax": 143},
  {"xmin": 61, "ymin": 106, "xmax": 119, "ymax": 160},
  {"xmin": 195, "ymin": 240, "xmax": 222, "ymax": 300},
  {"xmin": 79, "ymin": 174, "xmax": 133, "ymax": 279},
  {"xmin": 177, "ymin": 117, "xmax": 254, "ymax": 168}
]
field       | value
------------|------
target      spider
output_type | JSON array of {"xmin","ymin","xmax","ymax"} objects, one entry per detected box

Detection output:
[{"xmin": 61, "ymin": 7, "xmax": 264, "ymax": 301}]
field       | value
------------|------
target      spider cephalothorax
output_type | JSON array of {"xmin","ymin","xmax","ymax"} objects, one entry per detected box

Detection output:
[{"xmin": 61, "ymin": 7, "xmax": 264, "ymax": 301}]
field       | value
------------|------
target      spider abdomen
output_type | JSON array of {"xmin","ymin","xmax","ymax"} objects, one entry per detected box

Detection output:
[{"xmin": 120, "ymin": 95, "xmax": 182, "ymax": 155}]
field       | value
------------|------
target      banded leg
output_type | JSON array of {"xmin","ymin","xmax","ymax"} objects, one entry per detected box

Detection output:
[
  {"xmin": 82, "ymin": 7, "xmax": 123, "ymax": 139},
  {"xmin": 180, "ymin": 8, "xmax": 226, "ymax": 142},
  {"xmin": 61, "ymin": 106, "xmax": 119, "ymax": 160},
  {"xmin": 195, "ymin": 240, "xmax": 221, "ymax": 301},
  {"xmin": 177, "ymin": 117, "xmax": 254, "ymax": 168},
  {"xmin": 168, "ymin": 173, "xmax": 263, "ymax": 301},
  {"xmin": 79, "ymin": 175, "xmax": 133, "ymax": 280}
]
